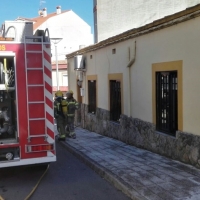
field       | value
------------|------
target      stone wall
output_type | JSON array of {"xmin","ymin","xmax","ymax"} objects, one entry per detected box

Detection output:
[{"xmin": 76, "ymin": 104, "xmax": 200, "ymax": 168}]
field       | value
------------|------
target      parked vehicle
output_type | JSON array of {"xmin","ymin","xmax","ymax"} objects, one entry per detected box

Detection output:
[{"xmin": 0, "ymin": 21, "xmax": 56, "ymax": 168}]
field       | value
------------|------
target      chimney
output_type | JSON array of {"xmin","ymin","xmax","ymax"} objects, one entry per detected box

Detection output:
[
  {"xmin": 42, "ymin": 8, "xmax": 47, "ymax": 17},
  {"xmin": 56, "ymin": 6, "xmax": 61, "ymax": 14}
]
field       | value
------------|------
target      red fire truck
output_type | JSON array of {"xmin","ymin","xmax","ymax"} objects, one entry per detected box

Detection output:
[{"xmin": 0, "ymin": 21, "xmax": 56, "ymax": 168}]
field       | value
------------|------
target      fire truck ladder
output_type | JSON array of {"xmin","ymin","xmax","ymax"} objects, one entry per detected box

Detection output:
[{"xmin": 24, "ymin": 36, "xmax": 47, "ymax": 142}]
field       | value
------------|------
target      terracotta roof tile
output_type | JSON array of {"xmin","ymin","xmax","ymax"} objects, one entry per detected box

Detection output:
[
  {"xmin": 53, "ymin": 86, "xmax": 68, "ymax": 92},
  {"xmin": 18, "ymin": 10, "xmax": 70, "ymax": 31},
  {"xmin": 51, "ymin": 60, "xmax": 67, "ymax": 65},
  {"xmin": 52, "ymin": 64, "xmax": 67, "ymax": 70}
]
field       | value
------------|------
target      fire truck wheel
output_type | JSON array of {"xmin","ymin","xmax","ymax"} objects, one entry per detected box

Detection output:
[{"xmin": 5, "ymin": 152, "xmax": 14, "ymax": 160}]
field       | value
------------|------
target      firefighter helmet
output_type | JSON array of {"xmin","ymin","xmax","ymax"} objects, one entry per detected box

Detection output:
[
  {"xmin": 55, "ymin": 90, "xmax": 63, "ymax": 97},
  {"xmin": 66, "ymin": 90, "xmax": 73, "ymax": 95}
]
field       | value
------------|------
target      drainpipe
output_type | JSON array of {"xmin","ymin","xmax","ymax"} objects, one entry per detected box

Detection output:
[
  {"xmin": 83, "ymin": 70, "xmax": 86, "ymax": 129},
  {"xmin": 127, "ymin": 41, "xmax": 136, "ymax": 117}
]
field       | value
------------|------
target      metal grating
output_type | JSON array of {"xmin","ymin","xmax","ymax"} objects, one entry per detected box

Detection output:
[
  {"xmin": 156, "ymin": 71, "xmax": 178, "ymax": 135},
  {"xmin": 110, "ymin": 80, "xmax": 121, "ymax": 122},
  {"xmin": 88, "ymin": 80, "xmax": 96, "ymax": 114}
]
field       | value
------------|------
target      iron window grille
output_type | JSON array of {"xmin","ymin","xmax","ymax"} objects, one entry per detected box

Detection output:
[
  {"xmin": 110, "ymin": 80, "xmax": 121, "ymax": 122},
  {"xmin": 156, "ymin": 71, "xmax": 178, "ymax": 136},
  {"xmin": 88, "ymin": 80, "xmax": 96, "ymax": 114}
]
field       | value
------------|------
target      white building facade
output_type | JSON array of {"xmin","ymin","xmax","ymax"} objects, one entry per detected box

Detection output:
[
  {"xmin": 34, "ymin": 7, "xmax": 93, "ymax": 61},
  {"xmin": 94, "ymin": 0, "xmax": 200, "ymax": 42},
  {"xmin": 16, "ymin": 6, "xmax": 93, "ymax": 94}
]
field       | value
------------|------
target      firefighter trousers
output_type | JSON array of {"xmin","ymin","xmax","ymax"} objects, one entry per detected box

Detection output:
[
  {"xmin": 66, "ymin": 116, "xmax": 76, "ymax": 137},
  {"xmin": 56, "ymin": 116, "xmax": 66, "ymax": 138}
]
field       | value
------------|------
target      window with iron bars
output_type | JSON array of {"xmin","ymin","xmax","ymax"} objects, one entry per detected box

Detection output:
[
  {"xmin": 110, "ymin": 80, "xmax": 121, "ymax": 122},
  {"xmin": 156, "ymin": 71, "xmax": 178, "ymax": 136},
  {"xmin": 88, "ymin": 80, "xmax": 96, "ymax": 114}
]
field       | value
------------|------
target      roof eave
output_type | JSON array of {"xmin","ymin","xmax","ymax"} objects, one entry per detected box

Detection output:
[{"xmin": 66, "ymin": 3, "xmax": 200, "ymax": 59}]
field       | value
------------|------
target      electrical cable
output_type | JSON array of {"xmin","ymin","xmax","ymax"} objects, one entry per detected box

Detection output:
[
  {"xmin": 24, "ymin": 164, "xmax": 49, "ymax": 200},
  {"xmin": 0, "ymin": 195, "xmax": 4, "ymax": 200}
]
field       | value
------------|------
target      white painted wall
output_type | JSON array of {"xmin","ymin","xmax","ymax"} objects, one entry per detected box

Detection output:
[
  {"xmin": 67, "ymin": 60, "xmax": 78, "ymax": 94},
  {"xmin": 52, "ymin": 71, "xmax": 68, "ymax": 88},
  {"xmin": 95, "ymin": 0, "xmax": 200, "ymax": 42},
  {"xmin": 36, "ymin": 10, "xmax": 93, "ymax": 61},
  {"xmin": 68, "ymin": 15, "xmax": 200, "ymax": 136},
  {"xmin": 15, "ymin": 8, "xmax": 93, "ymax": 91}
]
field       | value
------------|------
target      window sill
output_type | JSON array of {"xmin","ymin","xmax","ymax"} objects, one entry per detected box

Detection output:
[
  {"xmin": 88, "ymin": 112, "xmax": 96, "ymax": 116},
  {"xmin": 109, "ymin": 120, "xmax": 120, "ymax": 125},
  {"xmin": 155, "ymin": 130, "xmax": 176, "ymax": 138}
]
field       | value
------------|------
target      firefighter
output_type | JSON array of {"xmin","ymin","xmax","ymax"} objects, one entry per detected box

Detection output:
[
  {"xmin": 65, "ymin": 90, "xmax": 79, "ymax": 139},
  {"xmin": 54, "ymin": 90, "xmax": 67, "ymax": 140}
]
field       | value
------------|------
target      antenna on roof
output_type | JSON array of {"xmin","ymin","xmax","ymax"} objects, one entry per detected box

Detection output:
[{"xmin": 38, "ymin": 0, "xmax": 46, "ymax": 16}]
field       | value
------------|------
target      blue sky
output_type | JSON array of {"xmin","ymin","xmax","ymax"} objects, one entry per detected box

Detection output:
[{"xmin": 0, "ymin": 0, "xmax": 94, "ymax": 33}]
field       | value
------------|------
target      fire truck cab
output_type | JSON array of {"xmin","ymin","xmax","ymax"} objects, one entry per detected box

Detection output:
[{"xmin": 0, "ymin": 21, "xmax": 56, "ymax": 168}]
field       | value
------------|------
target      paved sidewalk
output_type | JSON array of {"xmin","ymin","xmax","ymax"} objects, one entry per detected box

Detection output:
[{"xmin": 60, "ymin": 127, "xmax": 200, "ymax": 200}]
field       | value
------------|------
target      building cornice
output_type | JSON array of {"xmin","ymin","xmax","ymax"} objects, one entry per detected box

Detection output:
[{"xmin": 66, "ymin": 4, "xmax": 200, "ymax": 59}]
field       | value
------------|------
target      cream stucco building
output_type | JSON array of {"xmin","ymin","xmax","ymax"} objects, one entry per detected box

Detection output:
[{"xmin": 67, "ymin": 4, "xmax": 200, "ymax": 167}]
